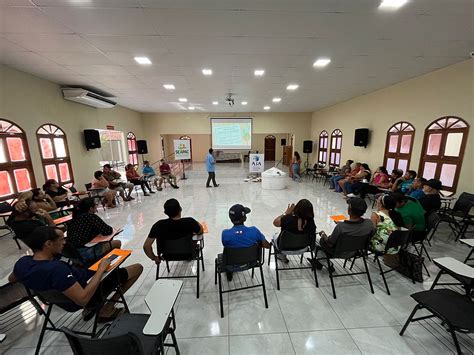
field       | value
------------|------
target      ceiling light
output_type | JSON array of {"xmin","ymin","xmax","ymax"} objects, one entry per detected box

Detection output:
[
  {"xmin": 272, "ymin": 97, "xmax": 281, "ymax": 103},
  {"xmin": 313, "ymin": 58, "xmax": 331, "ymax": 67},
  {"xmin": 212, "ymin": 101, "xmax": 218, "ymax": 105},
  {"xmin": 163, "ymin": 84, "xmax": 175, "ymax": 90},
  {"xmin": 264, "ymin": 106, "xmax": 270, "ymax": 110},
  {"xmin": 254, "ymin": 69, "xmax": 265, "ymax": 76},
  {"xmin": 202, "ymin": 68, "xmax": 213, "ymax": 76},
  {"xmin": 134, "ymin": 56, "xmax": 152, "ymax": 65},
  {"xmin": 188, "ymin": 106, "xmax": 195, "ymax": 110},
  {"xmin": 286, "ymin": 84, "xmax": 299, "ymax": 91},
  {"xmin": 379, "ymin": 0, "xmax": 408, "ymax": 9},
  {"xmin": 178, "ymin": 98, "xmax": 187, "ymax": 102},
  {"xmin": 241, "ymin": 101, "xmax": 248, "ymax": 105}
]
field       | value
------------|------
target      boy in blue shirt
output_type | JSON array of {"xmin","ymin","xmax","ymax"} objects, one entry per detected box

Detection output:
[{"xmin": 409, "ymin": 178, "xmax": 427, "ymax": 199}]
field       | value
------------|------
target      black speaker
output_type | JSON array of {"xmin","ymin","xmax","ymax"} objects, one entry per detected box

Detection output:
[
  {"xmin": 281, "ymin": 138, "xmax": 286, "ymax": 146},
  {"xmin": 354, "ymin": 128, "xmax": 369, "ymax": 147},
  {"xmin": 303, "ymin": 140, "xmax": 313, "ymax": 153},
  {"xmin": 84, "ymin": 129, "xmax": 101, "ymax": 150},
  {"xmin": 137, "ymin": 140, "xmax": 148, "ymax": 154}
]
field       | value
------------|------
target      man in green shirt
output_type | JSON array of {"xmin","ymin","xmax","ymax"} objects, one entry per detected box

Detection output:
[{"xmin": 392, "ymin": 193, "xmax": 426, "ymax": 231}]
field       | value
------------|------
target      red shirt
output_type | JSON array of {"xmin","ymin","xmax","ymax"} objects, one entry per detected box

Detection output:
[
  {"xmin": 126, "ymin": 169, "xmax": 140, "ymax": 180},
  {"xmin": 159, "ymin": 163, "xmax": 171, "ymax": 175}
]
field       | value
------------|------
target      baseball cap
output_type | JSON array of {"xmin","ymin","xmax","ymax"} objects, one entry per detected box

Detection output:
[
  {"xmin": 164, "ymin": 198, "xmax": 182, "ymax": 217},
  {"xmin": 229, "ymin": 204, "xmax": 251, "ymax": 222},
  {"xmin": 425, "ymin": 179, "xmax": 442, "ymax": 190},
  {"xmin": 347, "ymin": 197, "xmax": 367, "ymax": 217}
]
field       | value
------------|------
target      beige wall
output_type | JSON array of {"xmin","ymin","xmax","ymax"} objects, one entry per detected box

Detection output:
[
  {"xmin": 0, "ymin": 65, "xmax": 144, "ymax": 189},
  {"xmin": 142, "ymin": 112, "xmax": 312, "ymax": 162},
  {"xmin": 162, "ymin": 134, "xmax": 211, "ymax": 162},
  {"xmin": 310, "ymin": 59, "xmax": 473, "ymax": 193}
]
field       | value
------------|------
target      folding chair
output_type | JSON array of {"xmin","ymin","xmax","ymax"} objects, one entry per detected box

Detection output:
[
  {"xmin": 268, "ymin": 231, "xmax": 318, "ymax": 290},
  {"xmin": 214, "ymin": 244, "xmax": 268, "ymax": 318},
  {"xmin": 430, "ymin": 257, "xmax": 474, "ymax": 296},
  {"xmin": 315, "ymin": 232, "xmax": 374, "ymax": 299},
  {"xmin": 426, "ymin": 212, "xmax": 441, "ymax": 246},
  {"xmin": 155, "ymin": 235, "xmax": 204, "ymax": 299},
  {"xmin": 460, "ymin": 239, "xmax": 474, "ymax": 265},
  {"xmin": 434, "ymin": 192, "xmax": 474, "ymax": 241},
  {"xmin": 62, "ymin": 242, "xmax": 105, "ymax": 268},
  {"xmin": 84, "ymin": 184, "xmax": 107, "ymax": 211},
  {"xmin": 369, "ymin": 229, "xmax": 410, "ymax": 295},
  {"xmin": 400, "ymin": 289, "xmax": 474, "ymax": 355}
]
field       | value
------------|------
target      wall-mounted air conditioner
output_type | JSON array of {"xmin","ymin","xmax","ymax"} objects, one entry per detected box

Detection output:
[{"xmin": 62, "ymin": 88, "xmax": 116, "ymax": 108}]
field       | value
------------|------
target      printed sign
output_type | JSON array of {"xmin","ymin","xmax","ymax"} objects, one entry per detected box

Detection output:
[
  {"xmin": 249, "ymin": 154, "xmax": 264, "ymax": 173},
  {"xmin": 173, "ymin": 139, "xmax": 191, "ymax": 160}
]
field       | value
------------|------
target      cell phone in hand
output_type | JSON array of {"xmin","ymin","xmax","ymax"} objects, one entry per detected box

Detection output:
[{"xmin": 107, "ymin": 254, "xmax": 119, "ymax": 262}]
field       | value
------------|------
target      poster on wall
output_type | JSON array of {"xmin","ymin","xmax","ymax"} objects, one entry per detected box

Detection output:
[
  {"xmin": 249, "ymin": 154, "xmax": 264, "ymax": 173},
  {"xmin": 173, "ymin": 139, "xmax": 191, "ymax": 160}
]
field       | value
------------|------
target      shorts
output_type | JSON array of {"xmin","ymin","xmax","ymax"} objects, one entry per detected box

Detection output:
[
  {"xmin": 78, "ymin": 244, "xmax": 104, "ymax": 263},
  {"xmin": 86, "ymin": 268, "xmax": 129, "ymax": 309}
]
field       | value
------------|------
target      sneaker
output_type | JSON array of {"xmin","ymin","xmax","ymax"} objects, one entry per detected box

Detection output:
[
  {"xmin": 172, "ymin": 185, "xmax": 179, "ymax": 189},
  {"xmin": 226, "ymin": 271, "xmax": 233, "ymax": 281},
  {"xmin": 276, "ymin": 254, "xmax": 289, "ymax": 263},
  {"xmin": 157, "ymin": 187, "xmax": 163, "ymax": 191},
  {"xmin": 307, "ymin": 257, "xmax": 324, "ymax": 270},
  {"xmin": 144, "ymin": 193, "xmax": 150, "ymax": 196},
  {"xmin": 347, "ymin": 193, "xmax": 357, "ymax": 198},
  {"xmin": 214, "ymin": 184, "xmax": 219, "ymax": 187},
  {"xmin": 149, "ymin": 191, "xmax": 156, "ymax": 194},
  {"xmin": 206, "ymin": 185, "xmax": 212, "ymax": 188}
]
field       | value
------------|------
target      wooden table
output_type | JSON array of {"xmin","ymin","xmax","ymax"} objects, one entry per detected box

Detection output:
[{"xmin": 53, "ymin": 214, "xmax": 73, "ymax": 225}]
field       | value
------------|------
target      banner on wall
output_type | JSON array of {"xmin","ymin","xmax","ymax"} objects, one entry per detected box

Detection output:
[
  {"xmin": 249, "ymin": 154, "xmax": 264, "ymax": 173},
  {"xmin": 173, "ymin": 139, "xmax": 191, "ymax": 160}
]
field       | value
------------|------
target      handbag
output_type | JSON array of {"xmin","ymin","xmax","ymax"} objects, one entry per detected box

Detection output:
[{"xmin": 397, "ymin": 249, "xmax": 424, "ymax": 283}]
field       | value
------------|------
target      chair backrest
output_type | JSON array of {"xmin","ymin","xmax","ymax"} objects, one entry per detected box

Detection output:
[
  {"xmin": 0, "ymin": 202, "xmax": 13, "ymax": 214},
  {"xmin": 160, "ymin": 235, "xmax": 195, "ymax": 260},
  {"xmin": 333, "ymin": 232, "xmax": 372, "ymax": 259},
  {"xmin": 385, "ymin": 229, "xmax": 410, "ymax": 252},
  {"xmin": 62, "ymin": 242, "xmax": 88, "ymax": 267},
  {"xmin": 0, "ymin": 282, "xmax": 30, "ymax": 314},
  {"xmin": 223, "ymin": 244, "xmax": 261, "ymax": 269},
  {"xmin": 278, "ymin": 230, "xmax": 314, "ymax": 252},
  {"xmin": 84, "ymin": 183, "xmax": 92, "ymax": 190},
  {"xmin": 62, "ymin": 327, "xmax": 144, "ymax": 355},
  {"xmin": 453, "ymin": 192, "xmax": 474, "ymax": 215},
  {"xmin": 425, "ymin": 212, "xmax": 440, "ymax": 233}
]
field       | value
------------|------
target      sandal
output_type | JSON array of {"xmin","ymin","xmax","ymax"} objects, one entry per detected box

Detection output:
[{"xmin": 97, "ymin": 307, "xmax": 125, "ymax": 323}]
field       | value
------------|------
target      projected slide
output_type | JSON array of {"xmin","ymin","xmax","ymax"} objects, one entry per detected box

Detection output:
[{"xmin": 211, "ymin": 118, "xmax": 252, "ymax": 149}]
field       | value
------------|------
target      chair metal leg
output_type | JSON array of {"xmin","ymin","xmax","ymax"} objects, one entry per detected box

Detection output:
[
  {"xmin": 362, "ymin": 254, "xmax": 374, "ymax": 294},
  {"xmin": 169, "ymin": 326, "xmax": 180, "ymax": 355},
  {"xmin": 251, "ymin": 267, "xmax": 255, "ymax": 278},
  {"xmin": 399, "ymin": 304, "xmax": 420, "ymax": 336},
  {"xmin": 267, "ymin": 244, "xmax": 272, "ymax": 266},
  {"xmin": 349, "ymin": 257, "xmax": 356, "ymax": 270},
  {"xmin": 196, "ymin": 257, "xmax": 200, "ymax": 299},
  {"xmin": 14, "ymin": 237, "xmax": 22, "ymax": 250},
  {"xmin": 421, "ymin": 242, "xmax": 431, "ymax": 261},
  {"xmin": 35, "ymin": 304, "xmax": 53, "ymax": 355},
  {"xmin": 328, "ymin": 257, "xmax": 336, "ymax": 299},
  {"xmin": 156, "ymin": 264, "xmax": 160, "ymax": 280},
  {"xmin": 300, "ymin": 254, "xmax": 304, "ymax": 264},
  {"xmin": 200, "ymin": 248, "xmax": 205, "ymax": 271},
  {"xmin": 376, "ymin": 256, "xmax": 390, "ymax": 295},
  {"xmin": 449, "ymin": 325, "xmax": 463, "ymax": 355},
  {"xmin": 214, "ymin": 259, "xmax": 218, "ymax": 285},
  {"xmin": 217, "ymin": 270, "xmax": 224, "ymax": 318},
  {"xmin": 166, "ymin": 260, "xmax": 170, "ymax": 273},
  {"xmin": 274, "ymin": 250, "xmax": 280, "ymax": 290},
  {"xmin": 430, "ymin": 270, "xmax": 443, "ymax": 290},
  {"xmin": 464, "ymin": 249, "xmax": 473, "ymax": 264},
  {"xmin": 259, "ymin": 265, "xmax": 269, "ymax": 309},
  {"xmin": 310, "ymin": 250, "xmax": 318, "ymax": 288}
]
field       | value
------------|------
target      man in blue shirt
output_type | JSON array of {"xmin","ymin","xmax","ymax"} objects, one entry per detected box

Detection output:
[
  {"xmin": 206, "ymin": 148, "xmax": 219, "ymax": 188},
  {"xmin": 221, "ymin": 204, "xmax": 270, "ymax": 280}
]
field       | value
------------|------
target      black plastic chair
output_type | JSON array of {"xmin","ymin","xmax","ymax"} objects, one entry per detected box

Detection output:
[
  {"xmin": 430, "ymin": 257, "xmax": 474, "ymax": 296},
  {"xmin": 269, "ymin": 231, "xmax": 318, "ymax": 290},
  {"xmin": 426, "ymin": 212, "xmax": 441, "ymax": 246},
  {"xmin": 434, "ymin": 192, "xmax": 474, "ymax": 241},
  {"xmin": 84, "ymin": 183, "xmax": 107, "ymax": 210},
  {"xmin": 62, "ymin": 242, "xmax": 103, "ymax": 268},
  {"xmin": 214, "ymin": 244, "xmax": 268, "ymax": 318},
  {"xmin": 155, "ymin": 235, "xmax": 204, "ymax": 299},
  {"xmin": 408, "ymin": 212, "xmax": 439, "ymax": 277},
  {"xmin": 400, "ymin": 289, "xmax": 474, "ymax": 355},
  {"xmin": 315, "ymin": 232, "xmax": 374, "ymax": 299},
  {"xmin": 369, "ymin": 229, "xmax": 410, "ymax": 295},
  {"xmin": 0, "ymin": 202, "xmax": 21, "ymax": 249}
]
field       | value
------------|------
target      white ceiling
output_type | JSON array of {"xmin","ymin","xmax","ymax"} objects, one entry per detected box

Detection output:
[{"xmin": 0, "ymin": 0, "xmax": 472, "ymax": 113}]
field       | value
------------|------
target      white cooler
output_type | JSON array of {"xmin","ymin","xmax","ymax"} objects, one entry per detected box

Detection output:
[{"xmin": 261, "ymin": 167, "xmax": 287, "ymax": 190}]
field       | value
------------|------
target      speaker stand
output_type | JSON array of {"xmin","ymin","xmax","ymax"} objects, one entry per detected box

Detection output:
[{"xmin": 300, "ymin": 153, "xmax": 311, "ymax": 177}]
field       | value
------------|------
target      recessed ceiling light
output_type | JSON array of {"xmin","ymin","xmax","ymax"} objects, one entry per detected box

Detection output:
[
  {"xmin": 272, "ymin": 97, "xmax": 281, "ymax": 103},
  {"xmin": 178, "ymin": 98, "xmax": 187, "ymax": 102},
  {"xmin": 212, "ymin": 101, "xmax": 218, "ymax": 105},
  {"xmin": 163, "ymin": 84, "xmax": 175, "ymax": 90},
  {"xmin": 379, "ymin": 0, "xmax": 408, "ymax": 9},
  {"xmin": 254, "ymin": 69, "xmax": 265, "ymax": 76},
  {"xmin": 134, "ymin": 56, "xmax": 152, "ymax": 65},
  {"xmin": 286, "ymin": 84, "xmax": 299, "ymax": 91},
  {"xmin": 202, "ymin": 68, "xmax": 213, "ymax": 76},
  {"xmin": 264, "ymin": 106, "xmax": 270, "ymax": 110},
  {"xmin": 188, "ymin": 106, "xmax": 195, "ymax": 110},
  {"xmin": 241, "ymin": 101, "xmax": 248, "ymax": 105},
  {"xmin": 313, "ymin": 58, "xmax": 331, "ymax": 67}
]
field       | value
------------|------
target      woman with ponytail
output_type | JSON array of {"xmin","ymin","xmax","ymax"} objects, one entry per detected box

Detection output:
[{"xmin": 370, "ymin": 194, "xmax": 405, "ymax": 254}]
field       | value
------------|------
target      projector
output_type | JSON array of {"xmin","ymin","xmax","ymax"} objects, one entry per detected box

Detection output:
[{"xmin": 225, "ymin": 93, "xmax": 235, "ymax": 107}]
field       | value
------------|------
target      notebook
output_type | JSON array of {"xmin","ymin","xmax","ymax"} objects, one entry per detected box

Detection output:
[
  {"xmin": 200, "ymin": 221, "xmax": 208, "ymax": 234},
  {"xmin": 330, "ymin": 215, "xmax": 348, "ymax": 222},
  {"xmin": 88, "ymin": 249, "xmax": 132, "ymax": 272},
  {"xmin": 85, "ymin": 228, "xmax": 123, "ymax": 247}
]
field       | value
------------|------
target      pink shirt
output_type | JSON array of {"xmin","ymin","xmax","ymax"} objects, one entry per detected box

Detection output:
[{"xmin": 373, "ymin": 173, "xmax": 388, "ymax": 185}]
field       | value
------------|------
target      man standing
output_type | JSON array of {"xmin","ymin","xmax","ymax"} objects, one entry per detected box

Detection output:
[{"xmin": 206, "ymin": 148, "xmax": 219, "ymax": 188}]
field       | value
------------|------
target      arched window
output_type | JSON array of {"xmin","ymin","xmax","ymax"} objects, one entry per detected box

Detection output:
[
  {"xmin": 127, "ymin": 132, "xmax": 138, "ymax": 165},
  {"xmin": 179, "ymin": 135, "xmax": 192, "ymax": 162},
  {"xmin": 383, "ymin": 122, "xmax": 415, "ymax": 174},
  {"xmin": 0, "ymin": 119, "xmax": 36, "ymax": 201},
  {"xmin": 419, "ymin": 116, "xmax": 469, "ymax": 192},
  {"xmin": 329, "ymin": 129, "xmax": 343, "ymax": 167},
  {"xmin": 37, "ymin": 124, "xmax": 74, "ymax": 186},
  {"xmin": 317, "ymin": 130, "xmax": 329, "ymax": 165}
]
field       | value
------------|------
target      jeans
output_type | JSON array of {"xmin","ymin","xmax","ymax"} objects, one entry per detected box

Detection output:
[
  {"xmin": 330, "ymin": 175, "xmax": 344, "ymax": 188},
  {"xmin": 292, "ymin": 163, "xmax": 300, "ymax": 181},
  {"xmin": 206, "ymin": 172, "xmax": 218, "ymax": 186}
]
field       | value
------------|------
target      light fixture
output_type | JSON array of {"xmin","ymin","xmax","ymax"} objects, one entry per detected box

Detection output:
[
  {"xmin": 379, "ymin": 0, "xmax": 408, "ymax": 9},
  {"xmin": 212, "ymin": 101, "xmax": 218, "ymax": 105},
  {"xmin": 313, "ymin": 58, "xmax": 331, "ymax": 67},
  {"xmin": 163, "ymin": 84, "xmax": 175, "ymax": 90},
  {"xmin": 286, "ymin": 84, "xmax": 299, "ymax": 91},
  {"xmin": 263, "ymin": 106, "xmax": 270, "ymax": 110},
  {"xmin": 188, "ymin": 106, "xmax": 195, "ymax": 110},
  {"xmin": 241, "ymin": 101, "xmax": 248, "ymax": 105},
  {"xmin": 202, "ymin": 68, "xmax": 213, "ymax": 76},
  {"xmin": 178, "ymin": 98, "xmax": 187, "ymax": 102},
  {"xmin": 134, "ymin": 56, "xmax": 152, "ymax": 65},
  {"xmin": 254, "ymin": 69, "xmax": 265, "ymax": 76},
  {"xmin": 272, "ymin": 97, "xmax": 281, "ymax": 103}
]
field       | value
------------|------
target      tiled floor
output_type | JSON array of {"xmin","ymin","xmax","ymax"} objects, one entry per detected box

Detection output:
[{"xmin": 1, "ymin": 162, "xmax": 473, "ymax": 354}]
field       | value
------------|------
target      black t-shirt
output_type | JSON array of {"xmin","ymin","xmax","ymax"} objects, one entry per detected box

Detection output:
[
  {"xmin": 67, "ymin": 213, "xmax": 113, "ymax": 248},
  {"xmin": 419, "ymin": 194, "xmax": 441, "ymax": 215},
  {"xmin": 8, "ymin": 218, "xmax": 46, "ymax": 246},
  {"xmin": 45, "ymin": 187, "xmax": 68, "ymax": 198},
  {"xmin": 148, "ymin": 217, "xmax": 201, "ymax": 254},
  {"xmin": 281, "ymin": 214, "xmax": 316, "ymax": 236}
]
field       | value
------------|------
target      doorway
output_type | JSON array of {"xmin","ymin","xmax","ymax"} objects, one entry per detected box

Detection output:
[{"xmin": 264, "ymin": 135, "xmax": 276, "ymax": 161}]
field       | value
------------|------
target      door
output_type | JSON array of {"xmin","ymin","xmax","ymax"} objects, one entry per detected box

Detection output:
[{"xmin": 264, "ymin": 135, "xmax": 276, "ymax": 161}]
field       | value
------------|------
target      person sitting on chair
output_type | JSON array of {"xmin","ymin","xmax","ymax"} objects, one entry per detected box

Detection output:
[
  {"xmin": 142, "ymin": 160, "xmax": 162, "ymax": 191},
  {"xmin": 125, "ymin": 163, "xmax": 154, "ymax": 196},
  {"xmin": 158, "ymin": 159, "xmax": 179, "ymax": 189},
  {"xmin": 9, "ymin": 226, "xmax": 143, "ymax": 321},
  {"xmin": 272, "ymin": 199, "xmax": 316, "ymax": 263},
  {"xmin": 313, "ymin": 197, "xmax": 374, "ymax": 270},
  {"xmin": 67, "ymin": 198, "xmax": 122, "ymax": 263},
  {"xmin": 408, "ymin": 178, "xmax": 427, "ymax": 200},
  {"xmin": 222, "ymin": 204, "xmax": 271, "ymax": 280},
  {"xmin": 91, "ymin": 171, "xmax": 117, "ymax": 209},
  {"xmin": 392, "ymin": 192, "xmax": 426, "ymax": 234},
  {"xmin": 335, "ymin": 162, "xmax": 362, "ymax": 192},
  {"xmin": 143, "ymin": 199, "xmax": 202, "ymax": 265},
  {"xmin": 18, "ymin": 189, "xmax": 57, "ymax": 212},
  {"xmin": 102, "ymin": 164, "xmax": 134, "ymax": 201},
  {"xmin": 43, "ymin": 179, "xmax": 70, "ymax": 207},
  {"xmin": 343, "ymin": 163, "xmax": 372, "ymax": 197},
  {"xmin": 393, "ymin": 170, "xmax": 417, "ymax": 194},
  {"xmin": 329, "ymin": 160, "xmax": 353, "ymax": 189},
  {"xmin": 419, "ymin": 179, "xmax": 442, "ymax": 216}
]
